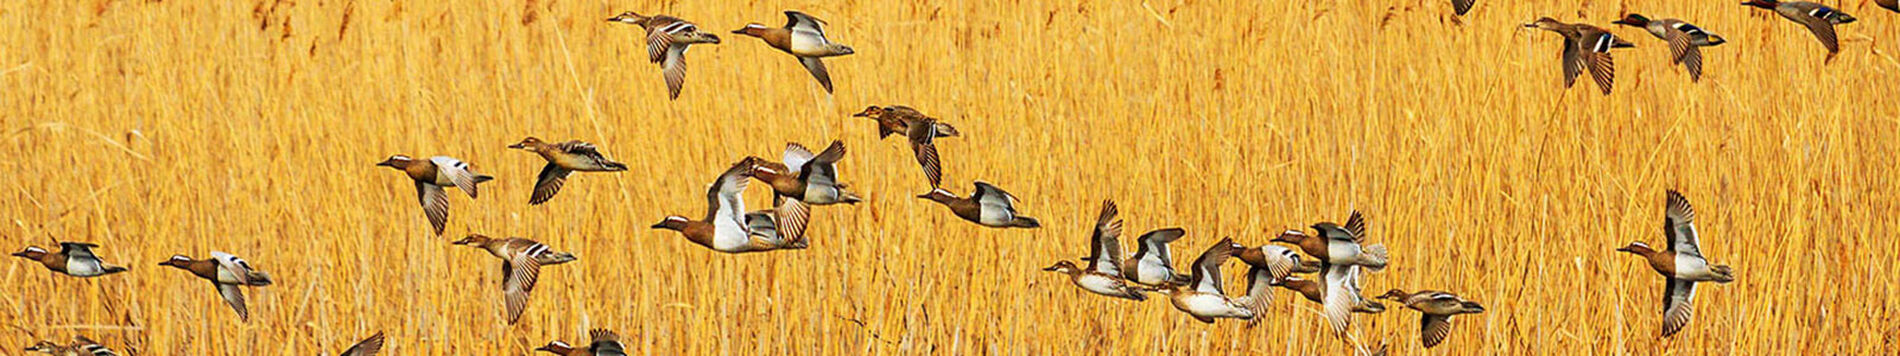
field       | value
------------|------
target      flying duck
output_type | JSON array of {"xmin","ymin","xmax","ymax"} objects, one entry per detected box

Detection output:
[
  {"xmin": 732, "ymin": 11, "xmax": 855, "ymax": 93},
  {"xmin": 159, "ymin": 251, "xmax": 273, "ymax": 322},
  {"xmin": 1271, "ymin": 211, "xmax": 1388, "ymax": 270},
  {"xmin": 1119, "ymin": 227, "xmax": 1189, "ymax": 287},
  {"xmin": 1319, "ymin": 263, "xmax": 1386, "ymax": 336},
  {"xmin": 1042, "ymin": 200, "xmax": 1148, "ymax": 301},
  {"xmin": 1274, "ymin": 276, "xmax": 1325, "ymax": 304},
  {"xmin": 509, "ymin": 137, "xmax": 628, "ymax": 205},
  {"xmin": 339, "ymin": 331, "xmax": 385, "ymax": 356},
  {"xmin": 1524, "ymin": 17, "xmax": 1634, "ymax": 95},
  {"xmin": 1616, "ymin": 190, "xmax": 1736, "ymax": 337},
  {"xmin": 917, "ymin": 181, "xmax": 1040, "ymax": 229},
  {"xmin": 607, "ymin": 12, "xmax": 721, "ymax": 99},
  {"xmin": 1613, "ymin": 14, "xmax": 1726, "ymax": 82},
  {"xmin": 1378, "ymin": 289, "xmax": 1486, "ymax": 348},
  {"xmin": 377, "ymin": 155, "xmax": 494, "ymax": 235},
  {"xmin": 537, "ymin": 329, "xmax": 627, "ymax": 355},
  {"xmin": 11, "ymin": 242, "xmax": 128, "ymax": 278},
  {"xmin": 851, "ymin": 106, "xmax": 961, "ymax": 139},
  {"xmin": 451, "ymin": 234, "xmax": 577, "ymax": 324},
  {"xmin": 1742, "ymin": 0, "xmax": 1855, "ymax": 59},
  {"xmin": 24, "ymin": 336, "xmax": 117, "ymax": 356},
  {"xmin": 1233, "ymin": 244, "xmax": 1321, "ymax": 320},
  {"xmin": 749, "ymin": 141, "xmax": 863, "ymax": 205},
  {"xmin": 906, "ymin": 117, "xmax": 947, "ymax": 188},
  {"xmin": 653, "ymin": 159, "xmax": 811, "ymax": 253},
  {"xmin": 1157, "ymin": 237, "xmax": 1256, "ymax": 323}
]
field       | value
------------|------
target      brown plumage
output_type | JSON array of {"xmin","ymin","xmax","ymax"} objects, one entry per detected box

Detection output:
[
  {"xmin": 160, "ymin": 252, "xmax": 273, "ymax": 322},
  {"xmin": 1525, "ymin": 17, "xmax": 1634, "ymax": 95},
  {"xmin": 339, "ymin": 331, "xmax": 385, "ymax": 356},
  {"xmin": 851, "ymin": 105, "xmax": 962, "ymax": 139},
  {"xmin": 509, "ymin": 137, "xmax": 627, "ymax": 205},
  {"xmin": 11, "ymin": 242, "xmax": 128, "ymax": 278},
  {"xmin": 377, "ymin": 155, "xmax": 494, "ymax": 235},
  {"xmin": 536, "ymin": 329, "xmax": 627, "ymax": 355},
  {"xmin": 1379, "ymin": 289, "xmax": 1486, "ymax": 348},
  {"xmin": 452, "ymin": 234, "xmax": 577, "ymax": 324}
]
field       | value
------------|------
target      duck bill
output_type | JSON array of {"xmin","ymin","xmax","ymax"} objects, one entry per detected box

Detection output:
[
  {"xmin": 8, "ymin": 251, "xmax": 27, "ymax": 258},
  {"xmin": 507, "ymin": 143, "xmax": 525, "ymax": 149},
  {"xmin": 1612, "ymin": 19, "xmax": 1639, "ymax": 26}
]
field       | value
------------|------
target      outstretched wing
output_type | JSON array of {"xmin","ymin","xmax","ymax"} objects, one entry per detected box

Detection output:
[
  {"xmin": 1664, "ymin": 190, "xmax": 1702, "ymax": 257},
  {"xmin": 341, "ymin": 331, "xmax": 386, "ymax": 356},
  {"xmin": 783, "ymin": 11, "xmax": 827, "ymax": 38},
  {"xmin": 417, "ymin": 182, "xmax": 450, "ymax": 235},
  {"xmin": 502, "ymin": 253, "xmax": 543, "ymax": 324},
  {"xmin": 1086, "ymin": 200, "xmax": 1126, "ymax": 276},
  {"xmin": 908, "ymin": 118, "xmax": 944, "ymax": 188},
  {"xmin": 429, "ymin": 156, "xmax": 483, "ymax": 198}
]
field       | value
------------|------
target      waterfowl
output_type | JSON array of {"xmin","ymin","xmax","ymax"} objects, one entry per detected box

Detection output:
[
  {"xmin": 509, "ymin": 137, "xmax": 627, "ymax": 205},
  {"xmin": 907, "ymin": 117, "xmax": 946, "ymax": 188},
  {"xmin": 1451, "ymin": 0, "xmax": 1475, "ymax": 16},
  {"xmin": 1157, "ymin": 237, "xmax": 1256, "ymax": 323},
  {"xmin": 1275, "ymin": 276, "xmax": 1326, "ymax": 304},
  {"xmin": 1523, "ymin": 17, "xmax": 1634, "ymax": 95},
  {"xmin": 607, "ymin": 12, "xmax": 721, "ymax": 99},
  {"xmin": 916, "ymin": 181, "xmax": 1040, "ymax": 229},
  {"xmin": 377, "ymin": 155, "xmax": 494, "ymax": 235},
  {"xmin": 1742, "ymin": 0, "xmax": 1856, "ymax": 58},
  {"xmin": 749, "ymin": 141, "xmax": 863, "ymax": 205},
  {"xmin": 1378, "ymin": 289, "xmax": 1486, "ymax": 348},
  {"xmin": 1616, "ymin": 190, "xmax": 1736, "ymax": 337},
  {"xmin": 537, "ymin": 329, "xmax": 627, "ymax": 356},
  {"xmin": 1271, "ymin": 211, "xmax": 1388, "ymax": 270},
  {"xmin": 451, "ymin": 234, "xmax": 577, "ymax": 324},
  {"xmin": 1233, "ymin": 244, "xmax": 1321, "ymax": 319},
  {"xmin": 851, "ymin": 106, "xmax": 961, "ymax": 139},
  {"xmin": 11, "ymin": 242, "xmax": 128, "ymax": 278},
  {"xmin": 340, "ymin": 331, "xmax": 385, "ymax": 356},
  {"xmin": 1319, "ymin": 263, "xmax": 1385, "ymax": 336},
  {"xmin": 653, "ymin": 159, "xmax": 811, "ymax": 253},
  {"xmin": 1120, "ymin": 227, "xmax": 1189, "ymax": 287},
  {"xmin": 1042, "ymin": 200, "xmax": 1147, "ymax": 301},
  {"xmin": 1614, "ymin": 14, "xmax": 1727, "ymax": 82},
  {"xmin": 732, "ymin": 11, "xmax": 855, "ymax": 93},
  {"xmin": 159, "ymin": 252, "xmax": 273, "ymax": 322},
  {"xmin": 1881, "ymin": 0, "xmax": 1898, "ymax": 12},
  {"xmin": 24, "ymin": 336, "xmax": 117, "ymax": 356}
]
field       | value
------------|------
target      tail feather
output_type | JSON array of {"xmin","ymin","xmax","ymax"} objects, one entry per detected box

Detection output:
[
  {"xmin": 1360, "ymin": 244, "xmax": 1389, "ymax": 271},
  {"xmin": 1011, "ymin": 217, "xmax": 1041, "ymax": 228},
  {"xmin": 604, "ymin": 161, "xmax": 629, "ymax": 171},
  {"xmin": 247, "ymin": 271, "xmax": 274, "ymax": 286},
  {"xmin": 473, "ymin": 175, "xmax": 496, "ymax": 183}
]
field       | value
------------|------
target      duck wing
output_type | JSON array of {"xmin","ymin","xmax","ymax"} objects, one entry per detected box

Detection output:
[
  {"xmin": 1663, "ymin": 190, "xmax": 1702, "ymax": 257},
  {"xmin": 429, "ymin": 156, "xmax": 484, "ymax": 198},
  {"xmin": 908, "ymin": 118, "xmax": 944, "ymax": 188},
  {"xmin": 340, "ymin": 331, "xmax": 385, "ymax": 356},
  {"xmin": 417, "ymin": 182, "xmax": 450, "ymax": 235},
  {"xmin": 1086, "ymin": 200, "xmax": 1126, "ymax": 276},
  {"xmin": 1661, "ymin": 278, "xmax": 1697, "ymax": 337}
]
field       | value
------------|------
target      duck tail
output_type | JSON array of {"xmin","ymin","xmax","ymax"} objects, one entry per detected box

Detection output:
[
  {"xmin": 248, "ymin": 271, "xmax": 274, "ymax": 286},
  {"xmin": 1705, "ymin": 34, "xmax": 1728, "ymax": 46},
  {"xmin": 546, "ymin": 252, "xmax": 579, "ymax": 265},
  {"xmin": 1124, "ymin": 289, "xmax": 1148, "ymax": 302},
  {"xmin": 604, "ymin": 161, "xmax": 629, "ymax": 171},
  {"xmin": 473, "ymin": 175, "xmax": 496, "ymax": 184},
  {"xmin": 934, "ymin": 122, "xmax": 962, "ymax": 137},
  {"xmin": 1461, "ymin": 301, "xmax": 1486, "ymax": 313},
  {"xmin": 1711, "ymin": 265, "xmax": 1735, "ymax": 283},
  {"xmin": 839, "ymin": 190, "xmax": 863, "ymax": 204},
  {"xmin": 1361, "ymin": 244, "xmax": 1389, "ymax": 271},
  {"xmin": 1010, "ymin": 216, "xmax": 1042, "ymax": 229},
  {"xmin": 102, "ymin": 264, "xmax": 129, "ymax": 274}
]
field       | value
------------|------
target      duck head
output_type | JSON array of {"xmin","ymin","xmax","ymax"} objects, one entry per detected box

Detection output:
[
  {"xmin": 915, "ymin": 189, "xmax": 959, "ymax": 204},
  {"xmin": 851, "ymin": 106, "xmax": 886, "ymax": 118},
  {"xmin": 158, "ymin": 254, "xmax": 195, "ymax": 268},
  {"xmin": 451, "ymin": 234, "xmax": 493, "ymax": 247},
  {"xmin": 508, "ymin": 137, "xmax": 544, "ymax": 150},
  {"xmin": 731, "ymin": 23, "xmax": 770, "ymax": 36},
  {"xmin": 606, "ymin": 11, "xmax": 647, "ymax": 24},
  {"xmin": 1741, "ymin": 0, "xmax": 1779, "ymax": 9},
  {"xmin": 1041, "ymin": 260, "xmax": 1079, "ymax": 274},
  {"xmin": 10, "ymin": 246, "xmax": 46, "ymax": 259},
  {"xmin": 1269, "ymin": 229, "xmax": 1309, "ymax": 245},
  {"xmin": 651, "ymin": 216, "xmax": 692, "ymax": 230},
  {"xmin": 534, "ymin": 340, "xmax": 575, "ymax": 354},
  {"xmin": 1615, "ymin": 241, "xmax": 1657, "ymax": 255},
  {"xmin": 1376, "ymin": 289, "xmax": 1410, "ymax": 301},
  {"xmin": 25, "ymin": 341, "xmax": 60, "ymax": 352},
  {"xmin": 375, "ymin": 155, "xmax": 414, "ymax": 169},
  {"xmin": 747, "ymin": 157, "xmax": 787, "ymax": 181},
  {"xmin": 680, "ymin": 31, "xmax": 721, "ymax": 45},
  {"xmin": 1613, "ymin": 14, "xmax": 1650, "ymax": 27},
  {"xmin": 1522, "ymin": 17, "xmax": 1564, "ymax": 31}
]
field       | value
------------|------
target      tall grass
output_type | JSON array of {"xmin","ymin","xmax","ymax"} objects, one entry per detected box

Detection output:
[{"xmin": 1, "ymin": 0, "xmax": 1895, "ymax": 353}]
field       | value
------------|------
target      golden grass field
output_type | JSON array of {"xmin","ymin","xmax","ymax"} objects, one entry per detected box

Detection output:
[{"xmin": 3, "ymin": 0, "xmax": 1898, "ymax": 354}]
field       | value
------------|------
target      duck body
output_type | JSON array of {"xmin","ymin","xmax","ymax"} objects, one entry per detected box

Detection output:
[
  {"xmin": 1744, "ymin": 0, "xmax": 1855, "ymax": 55},
  {"xmin": 853, "ymin": 106, "xmax": 962, "ymax": 139},
  {"xmin": 750, "ymin": 141, "xmax": 862, "ymax": 205},
  {"xmin": 1121, "ymin": 228, "xmax": 1189, "ymax": 286},
  {"xmin": 12, "ymin": 243, "xmax": 128, "ymax": 277},
  {"xmin": 1380, "ymin": 289, "xmax": 1485, "ymax": 348},
  {"xmin": 917, "ymin": 182, "xmax": 1040, "ymax": 228}
]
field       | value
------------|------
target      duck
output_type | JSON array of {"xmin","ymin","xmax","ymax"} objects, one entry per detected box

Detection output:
[
  {"xmin": 377, "ymin": 155, "xmax": 494, "ymax": 235},
  {"xmin": 159, "ymin": 251, "xmax": 273, "ymax": 322},
  {"xmin": 607, "ymin": 11, "xmax": 721, "ymax": 100},
  {"xmin": 1613, "ymin": 14, "xmax": 1727, "ymax": 82},
  {"xmin": 851, "ymin": 106, "xmax": 961, "ymax": 139},
  {"xmin": 339, "ymin": 331, "xmax": 385, "ymax": 356},
  {"xmin": 1880, "ymin": 0, "xmax": 1898, "ymax": 13},
  {"xmin": 508, "ymin": 137, "xmax": 628, "ymax": 205},
  {"xmin": 1523, "ymin": 17, "xmax": 1634, "ymax": 95},
  {"xmin": 24, "ymin": 336, "xmax": 117, "ymax": 356},
  {"xmin": 1378, "ymin": 289, "xmax": 1486, "ymax": 348},
  {"xmin": 1233, "ymin": 244, "xmax": 1321, "ymax": 320},
  {"xmin": 732, "ymin": 11, "xmax": 855, "ymax": 93},
  {"xmin": 1274, "ymin": 276, "xmax": 1326, "ymax": 304},
  {"xmin": 1742, "ymin": 0, "xmax": 1856, "ymax": 59},
  {"xmin": 917, "ymin": 181, "xmax": 1040, "ymax": 229},
  {"xmin": 1042, "ymin": 200, "xmax": 1148, "ymax": 301},
  {"xmin": 1271, "ymin": 211, "xmax": 1388, "ymax": 270},
  {"xmin": 653, "ymin": 159, "xmax": 811, "ymax": 253},
  {"xmin": 1119, "ymin": 227, "xmax": 1189, "ymax": 287},
  {"xmin": 1157, "ymin": 237, "xmax": 1256, "ymax": 323},
  {"xmin": 1451, "ymin": 0, "xmax": 1475, "ymax": 16},
  {"xmin": 906, "ymin": 117, "xmax": 947, "ymax": 188},
  {"xmin": 1616, "ymin": 190, "xmax": 1735, "ymax": 337},
  {"xmin": 749, "ymin": 141, "xmax": 863, "ymax": 205},
  {"xmin": 1319, "ymin": 263, "xmax": 1386, "ymax": 336},
  {"xmin": 451, "ymin": 234, "xmax": 577, "ymax": 324},
  {"xmin": 11, "ymin": 242, "xmax": 128, "ymax": 278},
  {"xmin": 537, "ymin": 329, "xmax": 627, "ymax": 355}
]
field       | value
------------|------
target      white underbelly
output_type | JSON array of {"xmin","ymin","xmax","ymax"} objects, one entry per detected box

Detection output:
[
  {"xmin": 978, "ymin": 208, "xmax": 1012, "ymax": 225},
  {"xmin": 65, "ymin": 260, "xmax": 104, "ymax": 276},
  {"xmin": 1132, "ymin": 261, "xmax": 1174, "ymax": 285},
  {"xmin": 1173, "ymin": 293, "xmax": 1247, "ymax": 317},
  {"xmin": 215, "ymin": 268, "xmax": 242, "ymax": 284},
  {"xmin": 1076, "ymin": 274, "xmax": 1126, "ymax": 296}
]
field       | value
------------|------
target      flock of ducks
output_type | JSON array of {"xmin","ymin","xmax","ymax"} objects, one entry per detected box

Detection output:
[
  {"xmin": 1524, "ymin": 0, "xmax": 1888, "ymax": 95},
  {"xmin": 6, "ymin": 2, "xmax": 1801, "ymax": 354}
]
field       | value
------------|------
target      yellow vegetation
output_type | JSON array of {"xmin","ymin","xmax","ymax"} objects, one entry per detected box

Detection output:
[{"xmin": 2, "ymin": 0, "xmax": 1896, "ymax": 354}]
